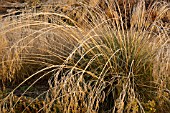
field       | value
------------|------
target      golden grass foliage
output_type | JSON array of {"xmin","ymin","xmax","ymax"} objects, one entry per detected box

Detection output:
[{"xmin": 0, "ymin": 0, "xmax": 169, "ymax": 112}]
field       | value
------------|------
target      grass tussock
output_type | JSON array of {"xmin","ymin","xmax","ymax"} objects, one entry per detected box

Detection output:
[{"xmin": 0, "ymin": 0, "xmax": 169, "ymax": 112}]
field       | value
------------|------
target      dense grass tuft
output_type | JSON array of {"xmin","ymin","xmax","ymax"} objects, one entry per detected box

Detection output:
[{"xmin": 0, "ymin": 0, "xmax": 169, "ymax": 112}]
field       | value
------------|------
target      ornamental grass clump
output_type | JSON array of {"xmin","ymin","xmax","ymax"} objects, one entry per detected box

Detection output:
[{"xmin": 0, "ymin": 0, "xmax": 169, "ymax": 112}]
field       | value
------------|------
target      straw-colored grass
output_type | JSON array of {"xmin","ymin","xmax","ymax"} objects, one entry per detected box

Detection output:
[{"xmin": 0, "ymin": 0, "xmax": 169, "ymax": 113}]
